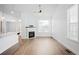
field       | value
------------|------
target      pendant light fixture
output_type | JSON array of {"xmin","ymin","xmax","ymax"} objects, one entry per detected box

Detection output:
[
  {"xmin": 38, "ymin": 4, "xmax": 42, "ymax": 13},
  {"xmin": 33, "ymin": 4, "xmax": 42, "ymax": 13}
]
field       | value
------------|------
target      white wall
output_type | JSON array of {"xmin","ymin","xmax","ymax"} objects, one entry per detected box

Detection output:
[{"xmin": 52, "ymin": 5, "xmax": 79, "ymax": 54}]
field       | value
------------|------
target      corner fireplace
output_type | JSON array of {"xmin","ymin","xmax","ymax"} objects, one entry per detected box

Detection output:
[{"xmin": 29, "ymin": 31, "xmax": 35, "ymax": 38}]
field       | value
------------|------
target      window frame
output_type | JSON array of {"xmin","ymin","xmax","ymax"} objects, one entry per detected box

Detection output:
[{"xmin": 67, "ymin": 5, "xmax": 79, "ymax": 42}]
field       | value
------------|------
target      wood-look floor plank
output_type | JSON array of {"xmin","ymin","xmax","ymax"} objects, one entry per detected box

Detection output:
[
  {"xmin": 0, "ymin": 37, "xmax": 75, "ymax": 55},
  {"xmin": 13, "ymin": 37, "xmax": 74, "ymax": 55}
]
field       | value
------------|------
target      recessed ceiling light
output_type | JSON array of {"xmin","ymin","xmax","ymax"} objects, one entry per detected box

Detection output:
[
  {"xmin": 11, "ymin": 11, "xmax": 14, "ymax": 14},
  {"xmin": 18, "ymin": 19, "xmax": 22, "ymax": 22}
]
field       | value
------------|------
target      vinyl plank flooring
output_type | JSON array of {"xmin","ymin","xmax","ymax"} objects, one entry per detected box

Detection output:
[
  {"xmin": 1, "ymin": 37, "xmax": 75, "ymax": 55},
  {"xmin": 14, "ymin": 37, "xmax": 75, "ymax": 55}
]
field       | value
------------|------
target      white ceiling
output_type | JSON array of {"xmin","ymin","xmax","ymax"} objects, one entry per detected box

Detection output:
[
  {"xmin": 1, "ymin": 4, "xmax": 58, "ymax": 13},
  {"xmin": 0, "ymin": 4, "xmax": 58, "ymax": 15},
  {"xmin": 0, "ymin": 4, "xmax": 73, "ymax": 19}
]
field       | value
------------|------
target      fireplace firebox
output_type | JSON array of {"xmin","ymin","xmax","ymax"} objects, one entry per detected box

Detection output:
[{"xmin": 29, "ymin": 31, "xmax": 35, "ymax": 38}]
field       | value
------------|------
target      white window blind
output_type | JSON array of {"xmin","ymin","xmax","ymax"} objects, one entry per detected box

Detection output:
[{"xmin": 67, "ymin": 5, "xmax": 78, "ymax": 42}]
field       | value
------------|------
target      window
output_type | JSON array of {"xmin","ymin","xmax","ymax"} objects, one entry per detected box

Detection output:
[
  {"xmin": 38, "ymin": 20, "xmax": 49, "ymax": 32},
  {"xmin": 67, "ymin": 5, "xmax": 78, "ymax": 42}
]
